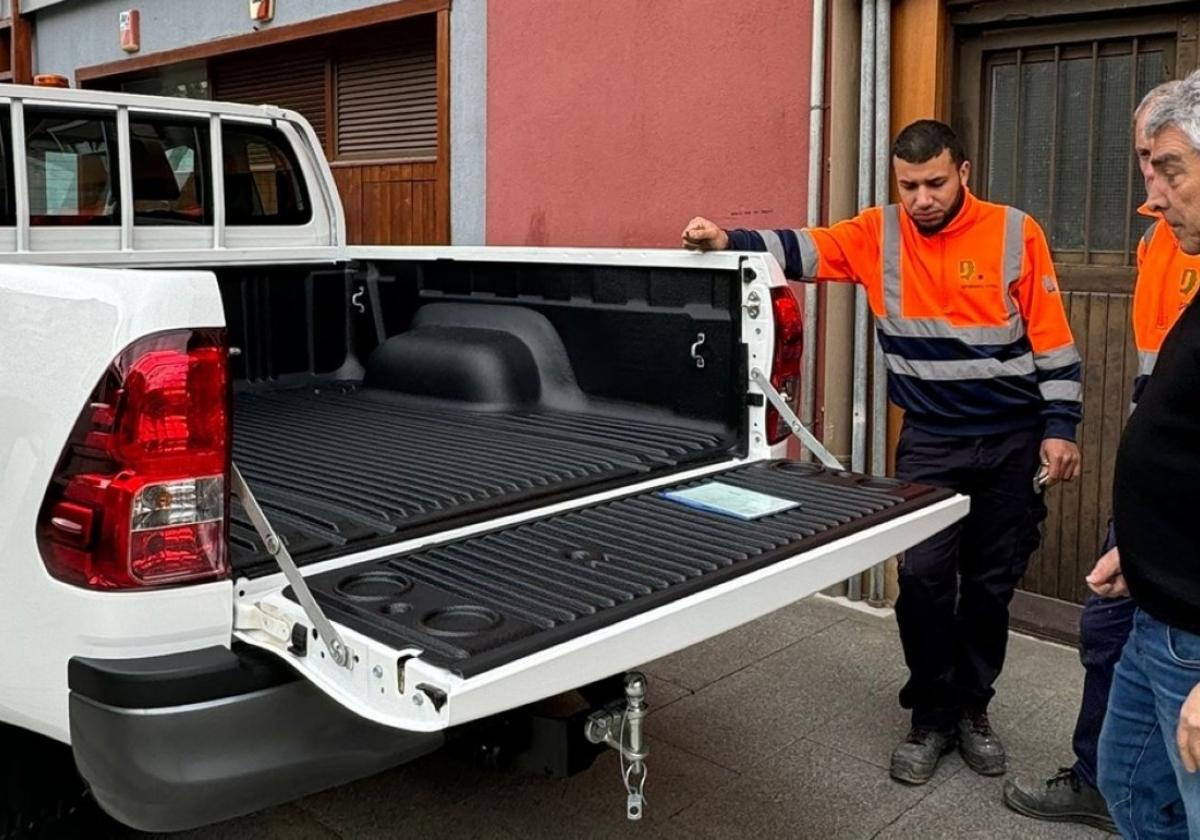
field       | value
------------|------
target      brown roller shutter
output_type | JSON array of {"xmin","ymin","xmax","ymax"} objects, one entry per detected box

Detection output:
[
  {"xmin": 212, "ymin": 48, "xmax": 328, "ymax": 151},
  {"xmin": 335, "ymin": 38, "xmax": 437, "ymax": 160}
]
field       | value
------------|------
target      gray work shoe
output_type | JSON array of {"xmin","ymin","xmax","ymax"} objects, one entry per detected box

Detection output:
[
  {"xmin": 890, "ymin": 727, "xmax": 956, "ymax": 785},
  {"xmin": 958, "ymin": 711, "xmax": 1006, "ymax": 776},
  {"xmin": 1003, "ymin": 767, "xmax": 1117, "ymax": 833}
]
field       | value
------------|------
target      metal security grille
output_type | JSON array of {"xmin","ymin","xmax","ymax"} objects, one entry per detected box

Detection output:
[{"xmin": 982, "ymin": 37, "xmax": 1172, "ymax": 267}]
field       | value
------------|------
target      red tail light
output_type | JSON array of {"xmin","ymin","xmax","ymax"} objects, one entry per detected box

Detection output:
[
  {"xmin": 766, "ymin": 285, "xmax": 804, "ymax": 445},
  {"xmin": 38, "ymin": 329, "xmax": 231, "ymax": 589}
]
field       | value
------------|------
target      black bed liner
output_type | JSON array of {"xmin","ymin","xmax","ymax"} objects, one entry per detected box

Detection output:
[
  {"xmin": 290, "ymin": 461, "xmax": 953, "ymax": 678},
  {"xmin": 230, "ymin": 386, "xmax": 734, "ymax": 575}
]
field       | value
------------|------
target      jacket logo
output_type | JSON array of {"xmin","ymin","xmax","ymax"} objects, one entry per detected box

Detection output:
[
  {"xmin": 959, "ymin": 260, "xmax": 976, "ymax": 281},
  {"xmin": 1042, "ymin": 274, "xmax": 1059, "ymax": 294},
  {"xmin": 1183, "ymin": 268, "xmax": 1198, "ymax": 297}
]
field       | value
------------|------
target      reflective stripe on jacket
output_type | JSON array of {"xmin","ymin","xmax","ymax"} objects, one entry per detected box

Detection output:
[{"xmin": 728, "ymin": 190, "xmax": 1082, "ymax": 440}]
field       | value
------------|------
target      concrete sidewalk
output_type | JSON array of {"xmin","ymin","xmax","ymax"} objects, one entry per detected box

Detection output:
[{"xmin": 135, "ymin": 596, "xmax": 1113, "ymax": 839}]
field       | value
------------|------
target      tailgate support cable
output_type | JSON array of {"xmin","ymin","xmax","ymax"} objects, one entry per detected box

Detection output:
[
  {"xmin": 750, "ymin": 367, "xmax": 845, "ymax": 471},
  {"xmin": 231, "ymin": 463, "xmax": 354, "ymax": 670}
]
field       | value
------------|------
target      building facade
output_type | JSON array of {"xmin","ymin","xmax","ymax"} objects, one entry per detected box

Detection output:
[{"xmin": 23, "ymin": 0, "xmax": 813, "ymax": 251}]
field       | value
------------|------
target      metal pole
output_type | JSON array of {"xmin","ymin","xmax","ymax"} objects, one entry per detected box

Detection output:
[
  {"xmin": 868, "ymin": 0, "xmax": 891, "ymax": 606},
  {"xmin": 849, "ymin": 0, "xmax": 876, "ymax": 602},
  {"xmin": 800, "ymin": 0, "xmax": 828, "ymax": 462}
]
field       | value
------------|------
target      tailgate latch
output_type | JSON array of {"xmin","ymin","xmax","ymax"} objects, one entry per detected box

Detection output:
[
  {"xmin": 585, "ymin": 672, "xmax": 650, "ymax": 821},
  {"xmin": 231, "ymin": 463, "xmax": 355, "ymax": 670},
  {"xmin": 750, "ymin": 367, "xmax": 845, "ymax": 470}
]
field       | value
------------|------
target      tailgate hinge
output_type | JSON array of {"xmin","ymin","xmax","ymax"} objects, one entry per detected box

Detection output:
[
  {"xmin": 231, "ymin": 463, "xmax": 354, "ymax": 670},
  {"xmin": 750, "ymin": 367, "xmax": 844, "ymax": 471}
]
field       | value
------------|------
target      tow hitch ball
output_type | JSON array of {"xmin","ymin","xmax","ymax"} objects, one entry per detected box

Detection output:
[{"xmin": 584, "ymin": 672, "xmax": 649, "ymax": 821}]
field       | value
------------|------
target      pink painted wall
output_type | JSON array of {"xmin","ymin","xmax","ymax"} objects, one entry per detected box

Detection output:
[{"xmin": 486, "ymin": 0, "xmax": 813, "ymax": 247}]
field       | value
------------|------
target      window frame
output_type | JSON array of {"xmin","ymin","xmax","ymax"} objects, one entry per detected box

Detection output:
[
  {"xmin": 956, "ymin": 12, "xmax": 1196, "ymax": 290},
  {"xmin": 23, "ymin": 105, "xmax": 122, "ymax": 229},
  {"xmin": 0, "ymin": 105, "xmax": 18, "ymax": 228},
  {"xmin": 220, "ymin": 120, "xmax": 314, "ymax": 227},
  {"xmin": 127, "ymin": 113, "xmax": 214, "ymax": 227}
]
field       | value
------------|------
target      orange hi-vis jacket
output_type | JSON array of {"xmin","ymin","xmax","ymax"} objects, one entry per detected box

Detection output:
[
  {"xmin": 1131, "ymin": 206, "xmax": 1200, "ymax": 408},
  {"xmin": 727, "ymin": 189, "xmax": 1083, "ymax": 441}
]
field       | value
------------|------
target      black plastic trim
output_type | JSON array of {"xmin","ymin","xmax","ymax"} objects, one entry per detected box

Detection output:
[{"xmin": 68, "ymin": 644, "xmax": 296, "ymax": 710}]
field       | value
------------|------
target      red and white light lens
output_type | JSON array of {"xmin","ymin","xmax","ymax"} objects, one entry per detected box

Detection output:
[{"xmin": 38, "ymin": 329, "xmax": 231, "ymax": 590}]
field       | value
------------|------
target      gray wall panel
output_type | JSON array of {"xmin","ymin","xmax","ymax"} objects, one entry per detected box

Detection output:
[{"xmin": 450, "ymin": 0, "xmax": 485, "ymax": 244}]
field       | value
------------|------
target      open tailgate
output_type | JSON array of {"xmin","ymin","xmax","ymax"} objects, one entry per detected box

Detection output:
[{"xmin": 234, "ymin": 461, "xmax": 966, "ymax": 732}]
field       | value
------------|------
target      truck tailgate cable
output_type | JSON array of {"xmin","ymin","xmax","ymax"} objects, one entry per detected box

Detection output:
[
  {"xmin": 750, "ymin": 367, "xmax": 845, "ymax": 471},
  {"xmin": 231, "ymin": 463, "xmax": 354, "ymax": 670}
]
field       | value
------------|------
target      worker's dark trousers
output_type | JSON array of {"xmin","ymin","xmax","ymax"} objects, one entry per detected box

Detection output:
[
  {"xmin": 893, "ymin": 423, "xmax": 1048, "ymax": 731},
  {"xmin": 1070, "ymin": 594, "xmax": 1135, "ymax": 788}
]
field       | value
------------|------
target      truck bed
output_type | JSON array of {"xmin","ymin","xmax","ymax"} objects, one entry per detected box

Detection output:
[{"xmin": 230, "ymin": 385, "xmax": 734, "ymax": 575}]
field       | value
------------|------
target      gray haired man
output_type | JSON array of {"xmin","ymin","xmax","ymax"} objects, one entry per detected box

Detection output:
[{"xmin": 1094, "ymin": 68, "xmax": 1200, "ymax": 838}]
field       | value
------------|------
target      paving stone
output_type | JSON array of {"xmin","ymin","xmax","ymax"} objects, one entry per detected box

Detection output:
[
  {"xmin": 650, "ymin": 617, "xmax": 907, "ymax": 772},
  {"xmin": 991, "ymin": 632, "xmax": 1084, "ymax": 718},
  {"xmin": 874, "ymin": 761, "xmax": 1110, "ymax": 840},
  {"xmin": 295, "ymin": 750, "xmax": 508, "ymax": 839},
  {"xmin": 674, "ymin": 737, "xmax": 928, "ymax": 840},
  {"xmin": 807, "ymin": 675, "xmax": 967, "ymax": 789},
  {"xmin": 644, "ymin": 595, "xmax": 852, "ymax": 691},
  {"xmin": 459, "ymin": 736, "xmax": 735, "ymax": 839},
  {"xmin": 752, "ymin": 614, "xmax": 909, "ymax": 692},
  {"xmin": 126, "ymin": 804, "xmax": 342, "ymax": 840},
  {"xmin": 648, "ymin": 674, "xmax": 693, "ymax": 711},
  {"xmin": 119, "ymin": 601, "xmax": 1100, "ymax": 840},
  {"xmin": 648, "ymin": 663, "xmax": 810, "ymax": 772}
]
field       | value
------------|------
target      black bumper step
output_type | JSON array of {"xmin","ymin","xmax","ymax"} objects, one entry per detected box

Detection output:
[
  {"xmin": 231, "ymin": 387, "xmax": 733, "ymax": 575},
  {"xmin": 292, "ymin": 461, "xmax": 952, "ymax": 678}
]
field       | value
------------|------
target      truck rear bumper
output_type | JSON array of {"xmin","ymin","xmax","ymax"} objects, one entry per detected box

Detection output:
[{"xmin": 69, "ymin": 646, "xmax": 442, "ymax": 833}]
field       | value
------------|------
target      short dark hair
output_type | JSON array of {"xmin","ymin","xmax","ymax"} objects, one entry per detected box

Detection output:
[{"xmin": 891, "ymin": 120, "xmax": 967, "ymax": 166}]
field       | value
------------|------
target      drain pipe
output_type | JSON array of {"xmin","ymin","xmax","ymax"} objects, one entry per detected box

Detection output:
[
  {"xmin": 867, "ymin": 0, "xmax": 891, "ymax": 606},
  {"xmin": 800, "ymin": 0, "xmax": 828, "ymax": 462},
  {"xmin": 849, "ymin": 0, "xmax": 876, "ymax": 602}
]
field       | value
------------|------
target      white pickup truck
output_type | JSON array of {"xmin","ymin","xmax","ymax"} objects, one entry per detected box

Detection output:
[{"xmin": 0, "ymin": 83, "xmax": 968, "ymax": 834}]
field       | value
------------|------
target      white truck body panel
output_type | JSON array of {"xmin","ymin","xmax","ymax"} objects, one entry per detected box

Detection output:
[{"xmin": 0, "ymin": 264, "xmax": 233, "ymax": 741}]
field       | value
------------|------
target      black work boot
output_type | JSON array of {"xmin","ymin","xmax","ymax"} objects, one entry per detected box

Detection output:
[
  {"xmin": 957, "ymin": 710, "xmax": 1006, "ymax": 776},
  {"xmin": 890, "ymin": 727, "xmax": 957, "ymax": 785},
  {"xmin": 1003, "ymin": 767, "xmax": 1117, "ymax": 832}
]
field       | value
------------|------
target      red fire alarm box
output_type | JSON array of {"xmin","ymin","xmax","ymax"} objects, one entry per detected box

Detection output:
[
  {"xmin": 249, "ymin": 0, "xmax": 273, "ymax": 22},
  {"xmin": 119, "ymin": 9, "xmax": 140, "ymax": 53}
]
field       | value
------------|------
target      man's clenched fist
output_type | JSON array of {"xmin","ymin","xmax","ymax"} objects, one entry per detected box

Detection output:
[{"xmin": 682, "ymin": 217, "xmax": 729, "ymax": 252}]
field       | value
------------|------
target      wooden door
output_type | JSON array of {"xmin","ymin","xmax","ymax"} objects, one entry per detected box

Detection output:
[
  {"xmin": 954, "ymin": 5, "xmax": 1198, "ymax": 639},
  {"xmin": 209, "ymin": 13, "xmax": 448, "ymax": 245}
]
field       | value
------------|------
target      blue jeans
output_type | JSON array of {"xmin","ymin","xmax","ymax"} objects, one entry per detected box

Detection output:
[
  {"xmin": 1073, "ymin": 594, "xmax": 1136, "ymax": 787},
  {"xmin": 1098, "ymin": 609, "xmax": 1200, "ymax": 838}
]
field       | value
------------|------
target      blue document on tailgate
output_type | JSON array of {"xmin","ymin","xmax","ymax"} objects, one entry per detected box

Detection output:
[{"xmin": 659, "ymin": 481, "xmax": 802, "ymax": 520}]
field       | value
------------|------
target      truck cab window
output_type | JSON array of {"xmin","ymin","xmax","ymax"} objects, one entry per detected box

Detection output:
[
  {"xmin": 25, "ymin": 109, "xmax": 119, "ymax": 226},
  {"xmin": 130, "ymin": 118, "xmax": 211, "ymax": 225},
  {"xmin": 222, "ymin": 123, "xmax": 311, "ymax": 225}
]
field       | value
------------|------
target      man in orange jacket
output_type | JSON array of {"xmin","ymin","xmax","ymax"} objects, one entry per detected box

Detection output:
[
  {"xmin": 1004, "ymin": 79, "xmax": 1200, "ymax": 833},
  {"xmin": 682, "ymin": 120, "xmax": 1082, "ymax": 785}
]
